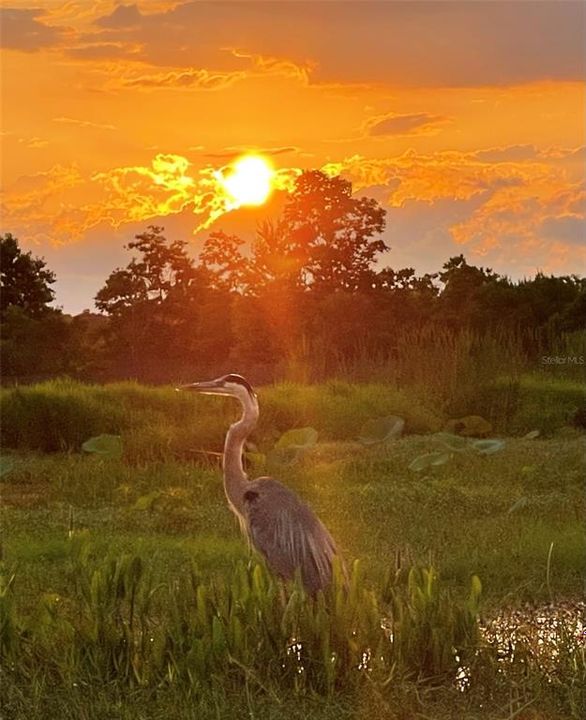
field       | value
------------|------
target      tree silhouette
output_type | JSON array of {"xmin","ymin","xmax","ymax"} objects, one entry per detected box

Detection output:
[
  {"xmin": 201, "ymin": 170, "xmax": 389, "ymax": 294},
  {"xmin": 95, "ymin": 226, "xmax": 196, "ymax": 314},
  {"xmin": 281, "ymin": 171, "xmax": 388, "ymax": 291},
  {"xmin": 0, "ymin": 233, "xmax": 56, "ymax": 320},
  {"xmin": 94, "ymin": 226, "xmax": 231, "ymax": 380},
  {"xmin": 199, "ymin": 230, "xmax": 250, "ymax": 293},
  {"xmin": 0, "ymin": 234, "xmax": 84, "ymax": 379}
]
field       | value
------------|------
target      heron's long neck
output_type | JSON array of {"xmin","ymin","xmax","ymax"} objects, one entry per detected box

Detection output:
[{"xmin": 223, "ymin": 397, "xmax": 258, "ymax": 516}]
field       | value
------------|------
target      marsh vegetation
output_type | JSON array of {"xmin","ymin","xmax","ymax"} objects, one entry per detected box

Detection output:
[{"xmin": 1, "ymin": 372, "xmax": 584, "ymax": 719}]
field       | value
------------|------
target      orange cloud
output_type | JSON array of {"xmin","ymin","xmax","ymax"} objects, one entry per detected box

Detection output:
[
  {"xmin": 114, "ymin": 67, "xmax": 246, "ymax": 91},
  {"xmin": 320, "ymin": 149, "xmax": 585, "ymax": 274},
  {"xmin": 324, "ymin": 151, "xmax": 561, "ymax": 204},
  {"xmin": 1, "ymin": 153, "xmax": 301, "ymax": 244},
  {"xmin": 53, "ymin": 116, "xmax": 116, "ymax": 131},
  {"xmin": 91, "ymin": 154, "xmax": 196, "ymax": 225},
  {"xmin": 16, "ymin": 135, "xmax": 49, "ymax": 149},
  {"xmin": 3, "ymin": 147, "xmax": 583, "ymax": 283},
  {"xmin": 1, "ymin": 164, "xmax": 86, "ymax": 243},
  {"xmin": 451, "ymin": 182, "xmax": 585, "ymax": 257},
  {"xmin": 366, "ymin": 112, "xmax": 451, "ymax": 137}
]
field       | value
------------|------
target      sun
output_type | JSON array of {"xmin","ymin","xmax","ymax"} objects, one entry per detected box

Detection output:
[{"xmin": 223, "ymin": 155, "xmax": 274, "ymax": 207}]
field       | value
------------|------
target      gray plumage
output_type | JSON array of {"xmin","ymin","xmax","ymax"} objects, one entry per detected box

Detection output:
[
  {"xmin": 177, "ymin": 373, "xmax": 341, "ymax": 594},
  {"xmin": 243, "ymin": 477, "xmax": 338, "ymax": 594}
]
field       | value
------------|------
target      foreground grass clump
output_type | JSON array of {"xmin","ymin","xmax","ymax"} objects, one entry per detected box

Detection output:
[
  {"xmin": 1, "ymin": 548, "xmax": 583, "ymax": 720},
  {"xmin": 0, "ymin": 545, "xmax": 478, "ymax": 692}
]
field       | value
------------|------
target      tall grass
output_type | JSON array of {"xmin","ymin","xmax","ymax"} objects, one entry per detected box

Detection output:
[
  {"xmin": 2, "ymin": 366, "xmax": 581, "ymax": 464},
  {"xmin": 2, "ymin": 544, "xmax": 583, "ymax": 717},
  {"xmin": 0, "ymin": 380, "xmax": 444, "ymax": 460},
  {"xmin": 282, "ymin": 327, "xmax": 528, "ymax": 417},
  {"xmin": 392, "ymin": 327, "xmax": 524, "ymax": 416},
  {"xmin": 0, "ymin": 539, "xmax": 479, "ymax": 694}
]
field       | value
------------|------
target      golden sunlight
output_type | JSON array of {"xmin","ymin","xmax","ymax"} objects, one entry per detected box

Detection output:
[{"xmin": 222, "ymin": 155, "xmax": 274, "ymax": 207}]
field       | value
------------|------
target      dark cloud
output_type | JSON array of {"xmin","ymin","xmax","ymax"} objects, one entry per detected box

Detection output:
[
  {"xmin": 382, "ymin": 194, "xmax": 489, "ymax": 275},
  {"xmin": 67, "ymin": 42, "xmax": 137, "ymax": 61},
  {"xmin": 368, "ymin": 113, "xmax": 449, "ymax": 137},
  {"xmin": 475, "ymin": 145, "xmax": 539, "ymax": 163},
  {"xmin": 95, "ymin": 4, "xmax": 142, "ymax": 29},
  {"xmin": 0, "ymin": 8, "xmax": 69, "ymax": 52},
  {"xmin": 544, "ymin": 145, "xmax": 586, "ymax": 162},
  {"xmin": 475, "ymin": 145, "xmax": 586, "ymax": 165},
  {"xmin": 204, "ymin": 146, "xmax": 299, "ymax": 159},
  {"xmin": 90, "ymin": 1, "xmax": 585, "ymax": 88},
  {"xmin": 540, "ymin": 215, "xmax": 586, "ymax": 246},
  {"xmin": 567, "ymin": 146, "xmax": 586, "ymax": 161}
]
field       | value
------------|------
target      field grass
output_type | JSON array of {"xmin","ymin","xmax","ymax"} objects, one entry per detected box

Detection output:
[{"xmin": 1, "ymin": 377, "xmax": 585, "ymax": 719}]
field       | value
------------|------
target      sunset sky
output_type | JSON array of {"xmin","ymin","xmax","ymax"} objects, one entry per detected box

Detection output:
[{"xmin": 1, "ymin": 0, "xmax": 585, "ymax": 313}]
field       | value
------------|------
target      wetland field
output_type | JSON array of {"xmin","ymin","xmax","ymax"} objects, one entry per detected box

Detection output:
[{"xmin": 1, "ymin": 377, "xmax": 584, "ymax": 719}]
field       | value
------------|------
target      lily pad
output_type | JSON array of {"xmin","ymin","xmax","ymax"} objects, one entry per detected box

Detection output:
[
  {"xmin": 0, "ymin": 456, "xmax": 16, "ymax": 478},
  {"xmin": 357, "ymin": 415, "xmax": 405, "ymax": 445},
  {"xmin": 522, "ymin": 430, "xmax": 540, "ymax": 440},
  {"xmin": 245, "ymin": 451, "xmax": 267, "ymax": 470},
  {"xmin": 408, "ymin": 451, "xmax": 452, "ymax": 472},
  {"xmin": 268, "ymin": 427, "xmax": 319, "ymax": 467},
  {"xmin": 274, "ymin": 427, "xmax": 318, "ymax": 450},
  {"xmin": 444, "ymin": 415, "xmax": 492, "ymax": 437},
  {"xmin": 82, "ymin": 434, "xmax": 123, "ymax": 459},
  {"xmin": 432, "ymin": 432, "xmax": 470, "ymax": 452},
  {"xmin": 470, "ymin": 438, "xmax": 506, "ymax": 455},
  {"xmin": 133, "ymin": 491, "xmax": 163, "ymax": 511},
  {"xmin": 508, "ymin": 496, "xmax": 530, "ymax": 514}
]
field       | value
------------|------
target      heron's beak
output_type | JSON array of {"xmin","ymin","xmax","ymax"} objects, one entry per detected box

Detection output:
[{"xmin": 175, "ymin": 379, "xmax": 224, "ymax": 394}]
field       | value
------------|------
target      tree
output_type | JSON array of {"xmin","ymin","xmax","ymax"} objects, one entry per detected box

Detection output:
[
  {"xmin": 199, "ymin": 230, "xmax": 250, "ymax": 293},
  {"xmin": 0, "ymin": 305, "xmax": 76, "ymax": 377},
  {"xmin": 437, "ymin": 255, "xmax": 501, "ymax": 328},
  {"xmin": 0, "ymin": 234, "xmax": 83, "ymax": 379},
  {"xmin": 0, "ymin": 233, "xmax": 56, "ymax": 320},
  {"xmin": 281, "ymin": 171, "xmax": 388, "ymax": 291},
  {"xmin": 201, "ymin": 171, "xmax": 389, "ymax": 294},
  {"xmin": 94, "ymin": 226, "xmax": 227, "ymax": 380},
  {"xmin": 250, "ymin": 218, "xmax": 308, "ymax": 291},
  {"xmin": 197, "ymin": 172, "xmax": 390, "ymax": 368},
  {"xmin": 95, "ymin": 226, "xmax": 197, "ymax": 315}
]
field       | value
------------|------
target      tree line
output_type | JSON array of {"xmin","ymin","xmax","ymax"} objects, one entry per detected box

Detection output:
[{"xmin": 1, "ymin": 171, "xmax": 584, "ymax": 384}]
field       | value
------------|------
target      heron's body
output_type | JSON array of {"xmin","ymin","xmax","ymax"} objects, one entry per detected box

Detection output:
[
  {"xmin": 242, "ymin": 477, "xmax": 338, "ymax": 594},
  {"xmin": 178, "ymin": 373, "xmax": 341, "ymax": 594}
]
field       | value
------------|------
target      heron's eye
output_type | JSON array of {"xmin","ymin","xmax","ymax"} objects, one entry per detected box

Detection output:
[{"xmin": 243, "ymin": 490, "xmax": 259, "ymax": 503}]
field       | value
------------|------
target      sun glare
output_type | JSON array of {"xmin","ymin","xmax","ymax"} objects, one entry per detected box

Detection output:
[{"xmin": 223, "ymin": 155, "xmax": 274, "ymax": 207}]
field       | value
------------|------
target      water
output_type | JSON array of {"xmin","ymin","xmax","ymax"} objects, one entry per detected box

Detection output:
[
  {"xmin": 448, "ymin": 600, "xmax": 585, "ymax": 692},
  {"xmin": 478, "ymin": 600, "xmax": 585, "ymax": 675},
  {"xmin": 282, "ymin": 600, "xmax": 584, "ymax": 687}
]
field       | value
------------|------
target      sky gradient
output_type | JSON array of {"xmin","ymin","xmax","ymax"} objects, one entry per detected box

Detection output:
[{"xmin": 1, "ymin": 0, "xmax": 585, "ymax": 313}]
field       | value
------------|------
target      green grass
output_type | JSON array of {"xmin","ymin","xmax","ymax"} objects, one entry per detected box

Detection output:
[
  {"xmin": 1, "ymin": 378, "xmax": 585, "ymax": 719},
  {"xmin": 0, "ymin": 379, "xmax": 444, "ymax": 459}
]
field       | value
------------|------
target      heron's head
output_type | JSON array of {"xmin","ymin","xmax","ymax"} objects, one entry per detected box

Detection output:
[{"xmin": 176, "ymin": 373, "xmax": 257, "ymax": 406}]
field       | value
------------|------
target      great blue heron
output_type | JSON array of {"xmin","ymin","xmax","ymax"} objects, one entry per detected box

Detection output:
[{"xmin": 177, "ymin": 373, "xmax": 341, "ymax": 594}]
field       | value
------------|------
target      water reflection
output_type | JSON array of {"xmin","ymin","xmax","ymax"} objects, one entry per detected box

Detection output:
[
  {"xmin": 451, "ymin": 600, "xmax": 585, "ymax": 691},
  {"xmin": 282, "ymin": 601, "xmax": 584, "ymax": 687},
  {"xmin": 479, "ymin": 600, "xmax": 585, "ymax": 676}
]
